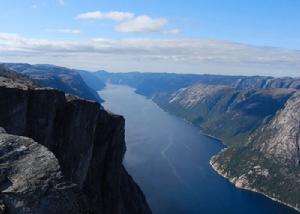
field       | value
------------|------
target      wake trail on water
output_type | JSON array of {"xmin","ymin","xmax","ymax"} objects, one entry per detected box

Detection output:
[{"xmin": 161, "ymin": 133, "xmax": 192, "ymax": 190}]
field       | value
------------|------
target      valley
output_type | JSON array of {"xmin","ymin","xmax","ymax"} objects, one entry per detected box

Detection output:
[
  {"xmin": 1, "ymin": 1, "xmax": 299, "ymax": 213},
  {"xmin": 1, "ymin": 63, "xmax": 300, "ymax": 213},
  {"xmin": 99, "ymin": 84, "xmax": 299, "ymax": 214},
  {"xmin": 96, "ymin": 71, "xmax": 300, "ymax": 212}
]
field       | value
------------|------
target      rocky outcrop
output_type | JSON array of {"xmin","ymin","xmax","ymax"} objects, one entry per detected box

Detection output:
[
  {"xmin": 0, "ymin": 69, "xmax": 151, "ymax": 213},
  {"xmin": 0, "ymin": 128, "xmax": 83, "ymax": 214}
]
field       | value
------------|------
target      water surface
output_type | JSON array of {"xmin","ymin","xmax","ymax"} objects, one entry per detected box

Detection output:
[{"xmin": 99, "ymin": 84, "xmax": 298, "ymax": 214}]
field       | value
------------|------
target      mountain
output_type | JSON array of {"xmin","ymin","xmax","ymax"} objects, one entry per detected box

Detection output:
[
  {"xmin": 0, "ymin": 68, "xmax": 151, "ymax": 214},
  {"xmin": 152, "ymin": 82, "xmax": 300, "ymax": 209},
  {"xmin": 153, "ymin": 84, "xmax": 300, "ymax": 211},
  {"xmin": 2, "ymin": 64, "xmax": 299, "ymax": 212},
  {"xmin": 78, "ymin": 70, "xmax": 106, "ymax": 91},
  {"xmin": 211, "ymin": 91, "xmax": 300, "ymax": 211},
  {"xmin": 94, "ymin": 71, "xmax": 246, "ymax": 97},
  {"xmin": 95, "ymin": 71, "xmax": 300, "ymax": 212},
  {"xmin": 234, "ymin": 76, "xmax": 300, "ymax": 90},
  {"xmin": 94, "ymin": 71, "xmax": 300, "ymax": 97},
  {"xmin": 154, "ymin": 84, "xmax": 295, "ymax": 146},
  {"xmin": 1, "ymin": 63, "xmax": 104, "ymax": 103}
]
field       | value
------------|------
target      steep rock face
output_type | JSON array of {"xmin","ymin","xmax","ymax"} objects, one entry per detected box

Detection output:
[
  {"xmin": 154, "ymin": 84, "xmax": 295, "ymax": 146},
  {"xmin": 167, "ymin": 84, "xmax": 235, "ymax": 109},
  {"xmin": 210, "ymin": 92, "xmax": 300, "ymax": 211},
  {"xmin": 250, "ymin": 92, "xmax": 300, "ymax": 166},
  {"xmin": 0, "ymin": 69, "xmax": 151, "ymax": 213},
  {"xmin": 0, "ymin": 128, "xmax": 83, "ymax": 214},
  {"xmin": 78, "ymin": 70, "xmax": 105, "ymax": 92}
]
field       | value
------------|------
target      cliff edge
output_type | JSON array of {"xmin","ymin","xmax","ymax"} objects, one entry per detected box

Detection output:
[{"xmin": 0, "ymin": 68, "xmax": 151, "ymax": 214}]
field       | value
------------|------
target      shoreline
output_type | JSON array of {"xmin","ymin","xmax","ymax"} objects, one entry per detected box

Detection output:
[
  {"xmin": 139, "ymin": 91, "xmax": 300, "ymax": 213},
  {"xmin": 157, "ymin": 105, "xmax": 225, "ymax": 143},
  {"xmin": 209, "ymin": 155, "xmax": 300, "ymax": 213},
  {"xmin": 155, "ymin": 100, "xmax": 300, "ymax": 213}
]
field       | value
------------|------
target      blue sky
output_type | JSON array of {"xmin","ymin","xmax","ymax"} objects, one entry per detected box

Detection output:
[{"xmin": 0, "ymin": 0, "xmax": 299, "ymax": 76}]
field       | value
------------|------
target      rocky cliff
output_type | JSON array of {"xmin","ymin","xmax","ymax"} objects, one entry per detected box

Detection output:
[
  {"xmin": 154, "ymin": 84, "xmax": 295, "ymax": 146},
  {"xmin": 0, "ymin": 68, "xmax": 151, "ymax": 214},
  {"xmin": 152, "ymin": 82, "xmax": 300, "ymax": 211},
  {"xmin": 211, "ymin": 92, "xmax": 300, "ymax": 211}
]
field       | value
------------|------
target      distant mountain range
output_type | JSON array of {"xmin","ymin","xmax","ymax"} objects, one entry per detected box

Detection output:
[
  {"xmin": 1, "ymin": 63, "xmax": 105, "ymax": 103},
  {"xmin": 94, "ymin": 70, "xmax": 300, "ymax": 95}
]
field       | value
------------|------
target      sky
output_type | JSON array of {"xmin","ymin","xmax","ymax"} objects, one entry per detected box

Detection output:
[{"xmin": 0, "ymin": 0, "xmax": 299, "ymax": 76}]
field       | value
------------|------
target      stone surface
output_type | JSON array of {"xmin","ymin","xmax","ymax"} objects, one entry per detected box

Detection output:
[
  {"xmin": 0, "ymin": 68, "xmax": 151, "ymax": 214},
  {"xmin": 0, "ymin": 129, "xmax": 82, "ymax": 214},
  {"xmin": 250, "ymin": 92, "xmax": 300, "ymax": 166}
]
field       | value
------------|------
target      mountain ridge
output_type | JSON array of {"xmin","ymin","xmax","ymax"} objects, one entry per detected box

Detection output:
[{"xmin": 1, "ymin": 63, "xmax": 104, "ymax": 103}]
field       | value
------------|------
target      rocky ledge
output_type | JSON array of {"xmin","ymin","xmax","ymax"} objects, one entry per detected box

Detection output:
[
  {"xmin": 0, "ymin": 68, "xmax": 151, "ymax": 214},
  {"xmin": 0, "ymin": 128, "xmax": 82, "ymax": 214}
]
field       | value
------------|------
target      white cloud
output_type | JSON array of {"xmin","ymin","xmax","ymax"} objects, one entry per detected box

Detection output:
[
  {"xmin": 46, "ymin": 29, "xmax": 81, "ymax": 34},
  {"xmin": 116, "ymin": 16, "xmax": 168, "ymax": 33},
  {"xmin": 76, "ymin": 11, "xmax": 172, "ymax": 33},
  {"xmin": 76, "ymin": 11, "xmax": 134, "ymax": 22},
  {"xmin": 163, "ymin": 29, "xmax": 181, "ymax": 35},
  {"xmin": 0, "ymin": 32, "xmax": 299, "ymax": 76}
]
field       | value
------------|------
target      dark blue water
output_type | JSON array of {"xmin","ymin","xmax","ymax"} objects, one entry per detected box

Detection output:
[{"xmin": 99, "ymin": 84, "xmax": 299, "ymax": 214}]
